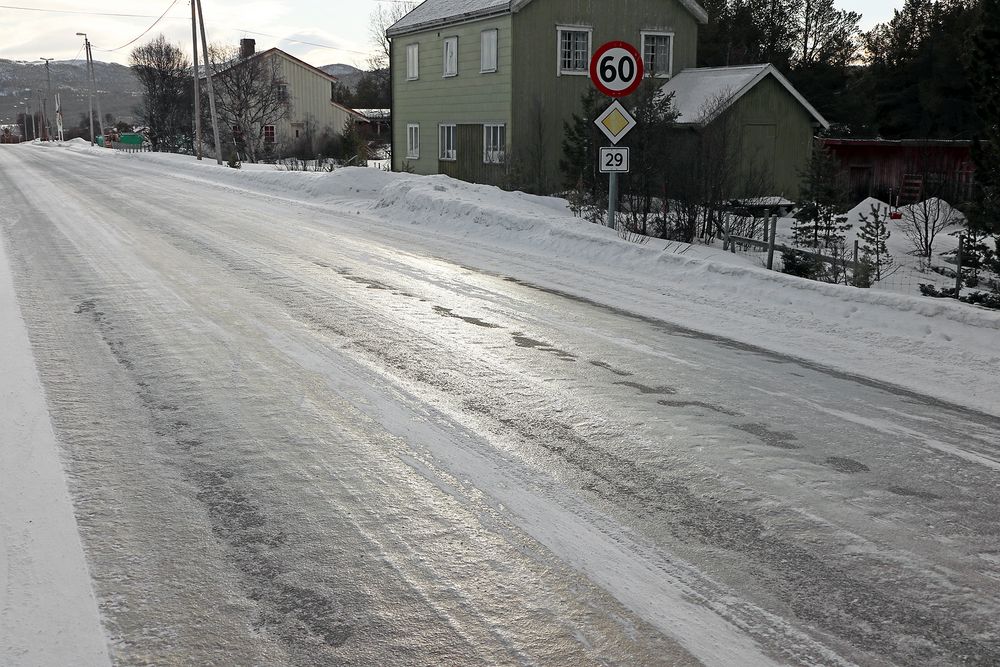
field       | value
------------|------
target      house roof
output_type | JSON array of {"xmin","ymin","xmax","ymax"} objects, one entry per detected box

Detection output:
[
  {"xmin": 387, "ymin": 0, "xmax": 708, "ymax": 37},
  {"xmin": 204, "ymin": 47, "xmax": 367, "ymax": 120},
  {"xmin": 659, "ymin": 64, "xmax": 829, "ymax": 129},
  {"xmin": 822, "ymin": 138, "xmax": 972, "ymax": 148}
]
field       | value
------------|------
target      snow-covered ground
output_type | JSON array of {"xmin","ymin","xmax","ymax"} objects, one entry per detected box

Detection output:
[
  {"xmin": 37, "ymin": 140, "xmax": 1000, "ymax": 417},
  {"xmin": 3, "ymin": 141, "xmax": 1000, "ymax": 665},
  {"xmin": 765, "ymin": 196, "xmax": 977, "ymax": 297},
  {"xmin": 0, "ymin": 232, "xmax": 111, "ymax": 666}
]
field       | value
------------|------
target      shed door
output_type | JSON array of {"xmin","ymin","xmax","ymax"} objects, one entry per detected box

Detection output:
[{"xmin": 741, "ymin": 124, "xmax": 777, "ymax": 193}]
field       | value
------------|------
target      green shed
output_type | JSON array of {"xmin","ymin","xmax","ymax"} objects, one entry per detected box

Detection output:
[{"xmin": 658, "ymin": 64, "xmax": 828, "ymax": 200}]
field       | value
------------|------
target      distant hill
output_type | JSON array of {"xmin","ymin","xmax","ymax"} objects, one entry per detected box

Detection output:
[
  {"xmin": 320, "ymin": 63, "xmax": 365, "ymax": 90},
  {"xmin": 0, "ymin": 59, "xmax": 142, "ymax": 129}
]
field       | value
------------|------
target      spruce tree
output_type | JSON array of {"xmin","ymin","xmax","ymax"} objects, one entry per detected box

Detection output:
[
  {"xmin": 793, "ymin": 145, "xmax": 850, "ymax": 249},
  {"xmin": 965, "ymin": 0, "xmax": 1000, "ymax": 273},
  {"xmin": 559, "ymin": 89, "xmax": 604, "ymax": 199},
  {"xmin": 857, "ymin": 203, "xmax": 893, "ymax": 281}
]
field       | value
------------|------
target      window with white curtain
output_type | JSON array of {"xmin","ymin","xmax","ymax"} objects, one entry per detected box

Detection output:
[
  {"xmin": 557, "ymin": 27, "xmax": 591, "ymax": 75},
  {"xmin": 406, "ymin": 124, "xmax": 419, "ymax": 159},
  {"xmin": 483, "ymin": 124, "xmax": 505, "ymax": 164},
  {"xmin": 439, "ymin": 124, "xmax": 456, "ymax": 160},
  {"xmin": 481, "ymin": 29, "xmax": 498, "ymax": 73},
  {"xmin": 641, "ymin": 32, "xmax": 673, "ymax": 78},
  {"xmin": 406, "ymin": 43, "xmax": 419, "ymax": 80},
  {"xmin": 443, "ymin": 37, "xmax": 458, "ymax": 77}
]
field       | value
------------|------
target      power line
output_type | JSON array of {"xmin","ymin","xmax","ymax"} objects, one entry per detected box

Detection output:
[
  {"xmin": 97, "ymin": 0, "xmax": 182, "ymax": 52},
  {"xmin": 234, "ymin": 29, "xmax": 370, "ymax": 56},
  {"xmin": 1, "ymin": 3, "xmax": 374, "ymax": 56},
  {"xmin": 0, "ymin": 3, "xmax": 186, "ymax": 19}
]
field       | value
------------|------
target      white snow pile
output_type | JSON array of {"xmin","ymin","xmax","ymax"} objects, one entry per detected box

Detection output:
[
  {"xmin": 845, "ymin": 196, "xmax": 891, "ymax": 222},
  {"xmin": 49, "ymin": 143, "xmax": 1000, "ymax": 414}
]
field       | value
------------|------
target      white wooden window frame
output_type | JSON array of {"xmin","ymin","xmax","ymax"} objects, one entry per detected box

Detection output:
[
  {"xmin": 556, "ymin": 25, "xmax": 592, "ymax": 76},
  {"xmin": 481, "ymin": 29, "xmax": 498, "ymax": 73},
  {"xmin": 483, "ymin": 123, "xmax": 506, "ymax": 164},
  {"xmin": 641, "ymin": 31, "xmax": 674, "ymax": 78},
  {"xmin": 406, "ymin": 123, "xmax": 420, "ymax": 159},
  {"xmin": 443, "ymin": 36, "xmax": 458, "ymax": 77},
  {"xmin": 406, "ymin": 43, "xmax": 419, "ymax": 80},
  {"xmin": 439, "ymin": 123, "xmax": 456, "ymax": 161}
]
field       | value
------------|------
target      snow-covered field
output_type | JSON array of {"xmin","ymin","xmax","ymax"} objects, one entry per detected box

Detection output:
[{"xmin": 43, "ymin": 140, "xmax": 1000, "ymax": 417}]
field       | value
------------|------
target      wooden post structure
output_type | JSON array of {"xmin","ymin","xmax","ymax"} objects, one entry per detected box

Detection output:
[
  {"xmin": 766, "ymin": 216, "xmax": 777, "ymax": 270},
  {"xmin": 852, "ymin": 240, "xmax": 859, "ymax": 286},
  {"xmin": 955, "ymin": 234, "xmax": 964, "ymax": 295},
  {"xmin": 195, "ymin": 0, "xmax": 223, "ymax": 164},
  {"xmin": 191, "ymin": 0, "xmax": 202, "ymax": 160},
  {"xmin": 608, "ymin": 171, "xmax": 618, "ymax": 230}
]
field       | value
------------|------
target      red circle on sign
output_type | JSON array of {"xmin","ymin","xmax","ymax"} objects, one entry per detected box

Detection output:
[{"xmin": 590, "ymin": 41, "xmax": 644, "ymax": 98}]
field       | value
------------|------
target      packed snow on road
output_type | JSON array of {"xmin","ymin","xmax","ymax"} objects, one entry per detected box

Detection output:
[{"xmin": 2, "ymin": 142, "xmax": 999, "ymax": 666}]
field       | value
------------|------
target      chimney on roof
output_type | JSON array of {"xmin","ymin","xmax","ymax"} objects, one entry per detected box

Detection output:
[{"xmin": 240, "ymin": 38, "xmax": 256, "ymax": 59}]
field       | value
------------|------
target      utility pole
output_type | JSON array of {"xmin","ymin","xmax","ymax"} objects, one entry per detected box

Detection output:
[
  {"xmin": 77, "ymin": 33, "xmax": 95, "ymax": 145},
  {"xmin": 41, "ymin": 57, "xmax": 54, "ymax": 141},
  {"xmin": 90, "ymin": 41, "xmax": 106, "ymax": 142},
  {"xmin": 195, "ymin": 0, "xmax": 223, "ymax": 164},
  {"xmin": 191, "ymin": 0, "xmax": 202, "ymax": 159}
]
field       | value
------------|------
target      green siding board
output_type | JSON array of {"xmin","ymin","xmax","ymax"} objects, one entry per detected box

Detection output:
[
  {"xmin": 512, "ymin": 0, "xmax": 700, "ymax": 192},
  {"xmin": 439, "ymin": 124, "xmax": 508, "ymax": 185},
  {"xmin": 390, "ymin": 1, "xmax": 819, "ymax": 199},
  {"xmin": 719, "ymin": 75, "xmax": 815, "ymax": 198},
  {"xmin": 392, "ymin": 15, "xmax": 513, "ymax": 174}
]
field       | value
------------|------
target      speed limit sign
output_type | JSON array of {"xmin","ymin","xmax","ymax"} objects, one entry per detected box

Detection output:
[{"xmin": 590, "ymin": 41, "xmax": 644, "ymax": 97}]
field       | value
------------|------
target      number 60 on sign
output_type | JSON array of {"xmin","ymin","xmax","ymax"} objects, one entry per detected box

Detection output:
[{"xmin": 599, "ymin": 147, "xmax": 630, "ymax": 173}]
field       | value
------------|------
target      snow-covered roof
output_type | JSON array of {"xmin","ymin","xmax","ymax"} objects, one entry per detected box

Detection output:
[
  {"xmin": 387, "ymin": 0, "xmax": 509, "ymax": 36},
  {"xmin": 387, "ymin": 0, "xmax": 708, "ymax": 37},
  {"xmin": 356, "ymin": 109, "xmax": 391, "ymax": 120},
  {"xmin": 659, "ymin": 64, "xmax": 829, "ymax": 128}
]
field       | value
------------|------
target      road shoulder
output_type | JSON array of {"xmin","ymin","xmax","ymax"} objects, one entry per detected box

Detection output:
[{"xmin": 0, "ymin": 228, "xmax": 111, "ymax": 667}]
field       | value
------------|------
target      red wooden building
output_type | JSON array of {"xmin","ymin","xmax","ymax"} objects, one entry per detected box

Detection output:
[{"xmin": 822, "ymin": 138, "xmax": 975, "ymax": 206}]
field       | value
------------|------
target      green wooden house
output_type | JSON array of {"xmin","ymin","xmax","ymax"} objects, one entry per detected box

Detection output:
[{"xmin": 387, "ymin": 0, "xmax": 827, "ymax": 198}]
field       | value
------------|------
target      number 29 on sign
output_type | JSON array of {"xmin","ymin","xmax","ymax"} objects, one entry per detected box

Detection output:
[{"xmin": 599, "ymin": 147, "xmax": 629, "ymax": 173}]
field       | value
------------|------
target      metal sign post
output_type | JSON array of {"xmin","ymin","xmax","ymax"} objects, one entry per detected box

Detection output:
[{"xmin": 590, "ymin": 41, "xmax": 643, "ymax": 230}]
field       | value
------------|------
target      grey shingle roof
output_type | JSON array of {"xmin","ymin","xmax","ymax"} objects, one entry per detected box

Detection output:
[{"xmin": 387, "ymin": 0, "xmax": 708, "ymax": 37}]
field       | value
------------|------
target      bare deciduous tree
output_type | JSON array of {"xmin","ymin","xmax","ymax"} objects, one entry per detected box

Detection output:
[
  {"xmin": 904, "ymin": 197, "xmax": 960, "ymax": 259},
  {"xmin": 205, "ymin": 44, "xmax": 290, "ymax": 163},
  {"xmin": 369, "ymin": 2, "xmax": 417, "ymax": 70},
  {"xmin": 902, "ymin": 150, "xmax": 962, "ymax": 258},
  {"xmin": 129, "ymin": 34, "xmax": 192, "ymax": 152},
  {"xmin": 799, "ymin": 0, "xmax": 861, "ymax": 67}
]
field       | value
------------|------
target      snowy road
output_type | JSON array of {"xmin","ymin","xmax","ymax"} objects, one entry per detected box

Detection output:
[{"xmin": 2, "ymin": 145, "xmax": 999, "ymax": 666}]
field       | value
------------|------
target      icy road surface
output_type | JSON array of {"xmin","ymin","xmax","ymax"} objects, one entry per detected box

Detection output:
[{"xmin": 2, "ymin": 146, "xmax": 999, "ymax": 666}]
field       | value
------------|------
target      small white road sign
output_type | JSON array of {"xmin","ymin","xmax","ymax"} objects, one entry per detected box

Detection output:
[
  {"xmin": 595, "ymin": 100, "xmax": 637, "ymax": 145},
  {"xmin": 599, "ymin": 147, "xmax": 630, "ymax": 173}
]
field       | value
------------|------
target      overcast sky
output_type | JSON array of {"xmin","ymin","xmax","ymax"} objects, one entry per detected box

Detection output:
[{"xmin": 0, "ymin": 0, "xmax": 902, "ymax": 69}]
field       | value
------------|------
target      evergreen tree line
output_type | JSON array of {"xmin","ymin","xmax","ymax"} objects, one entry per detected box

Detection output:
[{"xmin": 699, "ymin": 0, "xmax": 986, "ymax": 141}]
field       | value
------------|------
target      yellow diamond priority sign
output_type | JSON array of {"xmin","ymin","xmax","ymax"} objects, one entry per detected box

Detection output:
[{"xmin": 596, "ymin": 100, "xmax": 636, "ymax": 145}]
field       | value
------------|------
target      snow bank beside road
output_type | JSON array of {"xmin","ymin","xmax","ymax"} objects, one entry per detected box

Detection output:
[
  {"xmin": 52, "ymin": 144, "xmax": 1000, "ymax": 415},
  {"xmin": 0, "ymin": 232, "xmax": 111, "ymax": 667}
]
